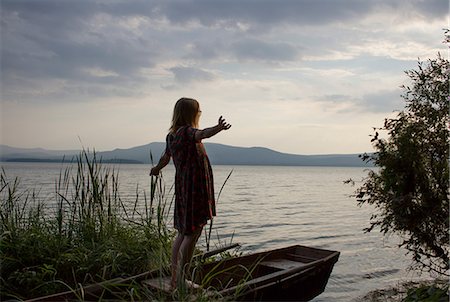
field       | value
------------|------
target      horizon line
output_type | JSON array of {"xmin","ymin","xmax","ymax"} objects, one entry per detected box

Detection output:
[{"xmin": 0, "ymin": 143, "xmax": 372, "ymax": 157}]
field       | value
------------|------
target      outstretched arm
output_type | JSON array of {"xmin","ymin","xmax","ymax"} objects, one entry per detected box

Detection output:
[
  {"xmin": 150, "ymin": 150, "xmax": 170, "ymax": 176},
  {"xmin": 195, "ymin": 116, "xmax": 231, "ymax": 141}
]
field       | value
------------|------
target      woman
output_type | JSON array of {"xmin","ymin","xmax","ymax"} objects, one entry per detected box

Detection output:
[{"xmin": 150, "ymin": 97, "xmax": 231, "ymax": 290}]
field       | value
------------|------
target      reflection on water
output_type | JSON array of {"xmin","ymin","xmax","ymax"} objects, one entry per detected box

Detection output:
[{"xmin": 1, "ymin": 162, "xmax": 424, "ymax": 301}]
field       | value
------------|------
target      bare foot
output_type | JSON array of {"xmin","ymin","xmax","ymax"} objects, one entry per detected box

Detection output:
[
  {"xmin": 170, "ymin": 278, "xmax": 176, "ymax": 291},
  {"xmin": 185, "ymin": 279, "xmax": 201, "ymax": 290}
]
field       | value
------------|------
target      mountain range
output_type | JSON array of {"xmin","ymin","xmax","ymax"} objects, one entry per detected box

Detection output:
[{"xmin": 0, "ymin": 143, "xmax": 371, "ymax": 167}]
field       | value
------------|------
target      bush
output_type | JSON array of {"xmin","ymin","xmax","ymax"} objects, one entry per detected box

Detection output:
[{"xmin": 355, "ymin": 54, "xmax": 449, "ymax": 276}]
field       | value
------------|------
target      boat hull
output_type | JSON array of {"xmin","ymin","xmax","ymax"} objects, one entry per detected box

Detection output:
[{"xmin": 192, "ymin": 245, "xmax": 340, "ymax": 301}]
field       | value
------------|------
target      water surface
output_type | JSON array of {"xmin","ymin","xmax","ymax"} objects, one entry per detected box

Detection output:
[{"xmin": 1, "ymin": 162, "xmax": 424, "ymax": 301}]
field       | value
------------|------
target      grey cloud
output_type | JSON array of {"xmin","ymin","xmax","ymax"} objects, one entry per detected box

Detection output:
[
  {"xmin": 393, "ymin": 0, "xmax": 448, "ymax": 19},
  {"xmin": 232, "ymin": 39, "xmax": 299, "ymax": 62},
  {"xmin": 1, "ymin": 0, "xmax": 158, "ymax": 102},
  {"xmin": 359, "ymin": 90, "xmax": 404, "ymax": 113},
  {"xmin": 160, "ymin": 0, "xmax": 371, "ymax": 29},
  {"xmin": 318, "ymin": 90, "xmax": 404, "ymax": 113},
  {"xmin": 4, "ymin": 0, "xmax": 445, "ymax": 28},
  {"xmin": 1, "ymin": 0, "xmax": 445, "ymax": 103},
  {"xmin": 315, "ymin": 94, "xmax": 358, "ymax": 114},
  {"xmin": 183, "ymin": 37, "xmax": 301, "ymax": 64},
  {"xmin": 304, "ymin": 56, "xmax": 417, "ymax": 75},
  {"xmin": 158, "ymin": 0, "xmax": 447, "ymax": 28},
  {"xmin": 2, "ymin": 3, "xmax": 155, "ymax": 77},
  {"xmin": 10, "ymin": 0, "xmax": 436, "ymax": 31},
  {"xmin": 3, "ymin": 35, "xmax": 153, "ymax": 80},
  {"xmin": 321, "ymin": 94, "xmax": 351, "ymax": 103},
  {"xmin": 169, "ymin": 66, "xmax": 216, "ymax": 83},
  {"xmin": 185, "ymin": 40, "xmax": 225, "ymax": 61}
]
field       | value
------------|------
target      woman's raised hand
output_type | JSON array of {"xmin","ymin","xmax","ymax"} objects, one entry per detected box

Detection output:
[
  {"xmin": 218, "ymin": 116, "xmax": 232, "ymax": 131},
  {"xmin": 195, "ymin": 116, "xmax": 231, "ymax": 140}
]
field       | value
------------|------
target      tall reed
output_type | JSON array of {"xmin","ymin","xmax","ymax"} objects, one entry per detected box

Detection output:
[{"xmin": 0, "ymin": 150, "xmax": 173, "ymax": 300}]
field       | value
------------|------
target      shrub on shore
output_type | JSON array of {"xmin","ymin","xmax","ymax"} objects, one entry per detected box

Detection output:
[{"xmin": 354, "ymin": 55, "xmax": 449, "ymax": 275}]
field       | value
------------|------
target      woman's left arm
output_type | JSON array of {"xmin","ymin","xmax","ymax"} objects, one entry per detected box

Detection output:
[{"xmin": 195, "ymin": 116, "xmax": 231, "ymax": 141}]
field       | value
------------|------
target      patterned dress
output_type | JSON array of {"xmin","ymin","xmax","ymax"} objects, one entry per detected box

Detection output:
[{"xmin": 166, "ymin": 126, "xmax": 216, "ymax": 235}]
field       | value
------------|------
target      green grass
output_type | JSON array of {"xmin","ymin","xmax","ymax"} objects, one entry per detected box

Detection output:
[
  {"xmin": 360, "ymin": 280, "xmax": 449, "ymax": 302},
  {"xmin": 403, "ymin": 281, "xmax": 449, "ymax": 302},
  {"xmin": 0, "ymin": 150, "xmax": 173, "ymax": 300}
]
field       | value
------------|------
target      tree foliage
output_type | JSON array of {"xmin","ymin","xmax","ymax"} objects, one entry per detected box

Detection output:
[{"xmin": 356, "ymin": 54, "xmax": 449, "ymax": 276}]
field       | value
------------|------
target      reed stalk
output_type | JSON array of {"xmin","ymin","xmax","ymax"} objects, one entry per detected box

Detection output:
[
  {"xmin": 0, "ymin": 149, "xmax": 173, "ymax": 300},
  {"xmin": 205, "ymin": 169, "xmax": 233, "ymax": 252}
]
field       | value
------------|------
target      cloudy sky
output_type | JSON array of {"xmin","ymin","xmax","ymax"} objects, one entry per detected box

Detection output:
[{"xmin": 1, "ymin": 0, "xmax": 447, "ymax": 154}]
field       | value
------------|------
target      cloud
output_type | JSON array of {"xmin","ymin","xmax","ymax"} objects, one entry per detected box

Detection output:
[
  {"xmin": 161, "ymin": 1, "xmax": 362, "ymax": 27},
  {"xmin": 0, "ymin": 0, "xmax": 445, "ymax": 105},
  {"xmin": 359, "ymin": 90, "xmax": 404, "ymax": 113},
  {"xmin": 5, "ymin": 0, "xmax": 444, "ymax": 28},
  {"xmin": 168, "ymin": 66, "xmax": 216, "ymax": 84},
  {"xmin": 1, "ymin": 1, "xmax": 159, "ymax": 102},
  {"xmin": 158, "ymin": 0, "xmax": 447, "ymax": 29},
  {"xmin": 315, "ymin": 89, "xmax": 405, "ymax": 114},
  {"xmin": 232, "ymin": 39, "xmax": 299, "ymax": 62},
  {"xmin": 184, "ymin": 39, "xmax": 225, "ymax": 61},
  {"xmin": 393, "ymin": 0, "xmax": 448, "ymax": 19}
]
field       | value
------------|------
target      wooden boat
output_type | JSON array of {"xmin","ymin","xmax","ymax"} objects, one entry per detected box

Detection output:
[{"xmin": 144, "ymin": 244, "xmax": 340, "ymax": 301}]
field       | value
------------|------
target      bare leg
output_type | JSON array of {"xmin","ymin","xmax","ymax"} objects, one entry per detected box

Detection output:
[
  {"xmin": 171, "ymin": 232, "xmax": 184, "ymax": 289},
  {"xmin": 176, "ymin": 227, "xmax": 203, "ymax": 289}
]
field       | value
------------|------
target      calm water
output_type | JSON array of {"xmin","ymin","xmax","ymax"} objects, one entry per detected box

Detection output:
[{"xmin": 1, "ymin": 162, "xmax": 426, "ymax": 301}]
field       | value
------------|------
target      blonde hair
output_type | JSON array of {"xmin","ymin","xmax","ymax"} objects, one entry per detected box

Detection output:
[{"xmin": 169, "ymin": 97, "xmax": 200, "ymax": 133}]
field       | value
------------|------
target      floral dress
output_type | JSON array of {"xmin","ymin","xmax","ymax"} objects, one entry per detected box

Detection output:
[{"xmin": 166, "ymin": 126, "xmax": 216, "ymax": 234}]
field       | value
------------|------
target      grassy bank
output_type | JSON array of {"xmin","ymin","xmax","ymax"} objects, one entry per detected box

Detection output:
[
  {"xmin": 0, "ymin": 151, "xmax": 173, "ymax": 300},
  {"xmin": 359, "ymin": 280, "xmax": 449, "ymax": 302}
]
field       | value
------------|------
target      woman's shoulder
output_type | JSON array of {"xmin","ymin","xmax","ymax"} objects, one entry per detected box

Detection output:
[
  {"xmin": 167, "ymin": 126, "xmax": 197, "ymax": 141},
  {"xmin": 183, "ymin": 126, "xmax": 200, "ymax": 143},
  {"xmin": 167, "ymin": 126, "xmax": 185, "ymax": 137},
  {"xmin": 176, "ymin": 126, "xmax": 198, "ymax": 135}
]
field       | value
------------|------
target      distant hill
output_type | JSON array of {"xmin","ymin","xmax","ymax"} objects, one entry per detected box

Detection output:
[
  {"xmin": 0, "ymin": 145, "xmax": 79, "ymax": 161},
  {"xmin": 0, "ymin": 144, "xmax": 371, "ymax": 167}
]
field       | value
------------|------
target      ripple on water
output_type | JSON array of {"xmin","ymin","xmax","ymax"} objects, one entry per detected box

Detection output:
[{"xmin": 362, "ymin": 268, "xmax": 401, "ymax": 279}]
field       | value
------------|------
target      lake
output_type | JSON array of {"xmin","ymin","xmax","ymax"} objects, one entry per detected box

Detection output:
[{"xmin": 0, "ymin": 162, "xmax": 426, "ymax": 301}]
